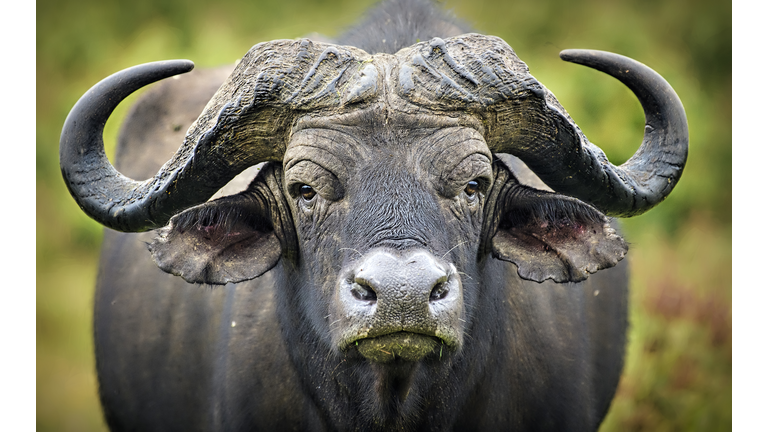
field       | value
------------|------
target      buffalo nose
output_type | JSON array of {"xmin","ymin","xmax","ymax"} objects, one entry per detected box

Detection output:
[
  {"xmin": 335, "ymin": 248, "xmax": 465, "ymax": 355},
  {"xmin": 346, "ymin": 250, "xmax": 460, "ymax": 313}
]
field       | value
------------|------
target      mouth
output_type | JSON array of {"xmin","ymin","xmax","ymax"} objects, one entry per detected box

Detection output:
[{"xmin": 353, "ymin": 332, "xmax": 445, "ymax": 363}]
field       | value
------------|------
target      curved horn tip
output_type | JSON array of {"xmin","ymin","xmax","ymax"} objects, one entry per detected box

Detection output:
[
  {"xmin": 552, "ymin": 48, "xmax": 688, "ymax": 217},
  {"xmin": 106, "ymin": 59, "xmax": 196, "ymax": 86},
  {"xmin": 148, "ymin": 59, "xmax": 196, "ymax": 75},
  {"xmin": 559, "ymin": 48, "xmax": 593, "ymax": 63},
  {"xmin": 559, "ymin": 48, "xmax": 611, "ymax": 60},
  {"xmin": 59, "ymin": 59, "xmax": 197, "ymax": 232},
  {"xmin": 559, "ymin": 49, "xmax": 636, "ymax": 71}
]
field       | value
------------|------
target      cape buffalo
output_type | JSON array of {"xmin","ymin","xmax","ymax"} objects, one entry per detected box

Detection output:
[{"xmin": 59, "ymin": 0, "xmax": 687, "ymax": 430}]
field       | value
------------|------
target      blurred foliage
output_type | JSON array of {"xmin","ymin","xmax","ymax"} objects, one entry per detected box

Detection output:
[{"xmin": 37, "ymin": 0, "xmax": 731, "ymax": 430}]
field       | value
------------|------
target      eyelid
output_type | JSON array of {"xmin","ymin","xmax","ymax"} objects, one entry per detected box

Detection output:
[
  {"xmin": 440, "ymin": 153, "xmax": 493, "ymax": 197},
  {"xmin": 284, "ymin": 134, "xmax": 351, "ymax": 184},
  {"xmin": 285, "ymin": 160, "xmax": 344, "ymax": 201}
]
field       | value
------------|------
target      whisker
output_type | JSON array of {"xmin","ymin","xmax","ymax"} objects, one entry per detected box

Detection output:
[
  {"xmin": 339, "ymin": 248, "xmax": 364, "ymax": 258},
  {"xmin": 442, "ymin": 242, "xmax": 468, "ymax": 260},
  {"xmin": 457, "ymin": 271, "xmax": 473, "ymax": 280},
  {"xmin": 331, "ymin": 359, "xmax": 346, "ymax": 375}
]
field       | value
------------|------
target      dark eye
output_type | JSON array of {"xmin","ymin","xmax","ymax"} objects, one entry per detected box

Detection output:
[
  {"xmin": 464, "ymin": 180, "xmax": 479, "ymax": 197},
  {"xmin": 300, "ymin": 184, "xmax": 316, "ymax": 201}
]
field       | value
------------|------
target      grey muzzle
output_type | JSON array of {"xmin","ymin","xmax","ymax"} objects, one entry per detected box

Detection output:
[{"xmin": 335, "ymin": 249, "xmax": 465, "ymax": 362}]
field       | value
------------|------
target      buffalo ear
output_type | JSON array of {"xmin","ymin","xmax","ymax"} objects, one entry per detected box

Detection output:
[
  {"xmin": 148, "ymin": 192, "xmax": 281, "ymax": 285},
  {"xmin": 491, "ymin": 184, "xmax": 627, "ymax": 283}
]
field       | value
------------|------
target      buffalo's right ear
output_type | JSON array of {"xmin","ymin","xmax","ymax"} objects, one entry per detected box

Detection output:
[{"xmin": 148, "ymin": 191, "xmax": 282, "ymax": 285}]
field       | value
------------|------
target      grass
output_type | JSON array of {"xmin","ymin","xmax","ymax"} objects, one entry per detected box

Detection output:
[
  {"xmin": 36, "ymin": 248, "xmax": 104, "ymax": 431},
  {"xmin": 601, "ymin": 216, "xmax": 732, "ymax": 431}
]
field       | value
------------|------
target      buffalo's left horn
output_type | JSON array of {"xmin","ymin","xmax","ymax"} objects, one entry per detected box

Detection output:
[
  {"xmin": 61, "ymin": 39, "xmax": 374, "ymax": 232},
  {"xmin": 60, "ymin": 61, "xmax": 207, "ymax": 232},
  {"xmin": 59, "ymin": 59, "xmax": 288, "ymax": 232},
  {"xmin": 494, "ymin": 50, "xmax": 688, "ymax": 217}
]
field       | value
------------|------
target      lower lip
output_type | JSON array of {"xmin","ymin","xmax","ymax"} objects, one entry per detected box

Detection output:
[{"xmin": 354, "ymin": 332, "xmax": 443, "ymax": 363}]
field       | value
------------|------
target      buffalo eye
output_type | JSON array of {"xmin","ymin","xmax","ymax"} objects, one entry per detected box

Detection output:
[
  {"xmin": 465, "ymin": 180, "xmax": 479, "ymax": 197},
  {"xmin": 300, "ymin": 184, "xmax": 316, "ymax": 201}
]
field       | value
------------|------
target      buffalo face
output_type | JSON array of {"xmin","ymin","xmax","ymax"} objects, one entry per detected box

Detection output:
[{"xmin": 285, "ymin": 110, "xmax": 490, "ymax": 363}]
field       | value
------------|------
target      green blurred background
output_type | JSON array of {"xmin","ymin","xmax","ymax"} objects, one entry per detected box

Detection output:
[{"xmin": 37, "ymin": 0, "xmax": 731, "ymax": 430}]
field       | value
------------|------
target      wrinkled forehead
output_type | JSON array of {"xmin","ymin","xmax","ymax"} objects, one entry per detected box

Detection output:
[
  {"xmin": 292, "ymin": 105, "xmax": 484, "ymax": 136},
  {"xmin": 288, "ymin": 106, "xmax": 488, "ymax": 156},
  {"xmin": 284, "ymin": 106, "xmax": 492, "ymax": 181}
]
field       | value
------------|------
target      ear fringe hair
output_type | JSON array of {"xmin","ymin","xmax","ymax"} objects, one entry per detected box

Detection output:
[
  {"xmin": 503, "ymin": 186, "xmax": 607, "ymax": 229},
  {"xmin": 173, "ymin": 200, "xmax": 270, "ymax": 235}
]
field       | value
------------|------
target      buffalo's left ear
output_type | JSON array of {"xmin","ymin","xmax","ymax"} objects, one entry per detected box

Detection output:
[
  {"xmin": 148, "ymin": 191, "xmax": 282, "ymax": 285},
  {"xmin": 491, "ymin": 183, "xmax": 627, "ymax": 283}
]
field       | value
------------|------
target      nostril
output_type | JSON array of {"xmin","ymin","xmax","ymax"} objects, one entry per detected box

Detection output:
[
  {"xmin": 351, "ymin": 282, "xmax": 377, "ymax": 303},
  {"xmin": 430, "ymin": 281, "xmax": 449, "ymax": 301}
]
